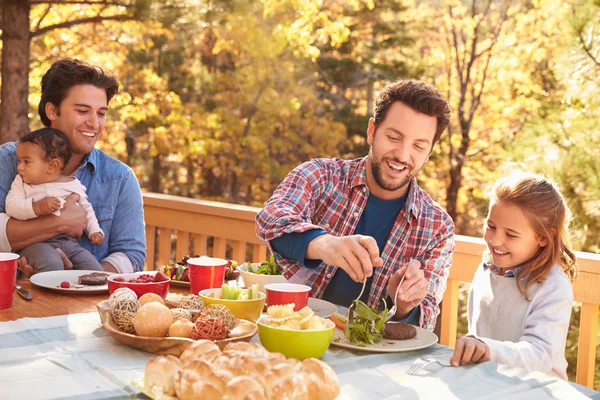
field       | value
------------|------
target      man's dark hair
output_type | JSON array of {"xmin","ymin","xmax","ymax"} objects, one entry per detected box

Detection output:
[
  {"xmin": 20, "ymin": 128, "xmax": 72, "ymax": 167},
  {"xmin": 373, "ymin": 80, "xmax": 451, "ymax": 146},
  {"xmin": 38, "ymin": 58, "xmax": 119, "ymax": 127}
]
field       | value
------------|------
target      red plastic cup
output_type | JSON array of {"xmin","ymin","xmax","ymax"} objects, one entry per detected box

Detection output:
[
  {"xmin": 0, "ymin": 253, "xmax": 19, "ymax": 309},
  {"xmin": 264, "ymin": 283, "xmax": 311, "ymax": 311},
  {"xmin": 187, "ymin": 256, "xmax": 228, "ymax": 295}
]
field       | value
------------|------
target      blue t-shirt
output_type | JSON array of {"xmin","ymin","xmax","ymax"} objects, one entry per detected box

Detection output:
[
  {"xmin": 271, "ymin": 192, "xmax": 420, "ymax": 324},
  {"xmin": 0, "ymin": 142, "xmax": 146, "ymax": 271}
]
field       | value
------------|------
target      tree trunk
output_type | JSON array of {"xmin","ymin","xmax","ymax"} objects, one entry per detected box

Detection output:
[
  {"xmin": 150, "ymin": 155, "xmax": 161, "ymax": 192},
  {"xmin": 446, "ymin": 126, "xmax": 470, "ymax": 222},
  {"xmin": 0, "ymin": 0, "xmax": 30, "ymax": 144}
]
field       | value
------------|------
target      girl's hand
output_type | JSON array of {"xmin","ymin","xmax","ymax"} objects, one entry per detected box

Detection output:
[{"xmin": 450, "ymin": 336, "xmax": 491, "ymax": 366}]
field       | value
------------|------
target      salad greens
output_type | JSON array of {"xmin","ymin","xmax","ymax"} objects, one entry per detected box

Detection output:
[
  {"xmin": 343, "ymin": 299, "xmax": 388, "ymax": 347},
  {"xmin": 247, "ymin": 255, "xmax": 282, "ymax": 275}
]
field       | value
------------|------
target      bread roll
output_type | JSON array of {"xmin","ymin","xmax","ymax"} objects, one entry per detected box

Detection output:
[
  {"xmin": 143, "ymin": 355, "xmax": 182, "ymax": 396},
  {"xmin": 264, "ymin": 371, "xmax": 308, "ymax": 400},
  {"xmin": 180, "ymin": 339, "xmax": 221, "ymax": 363},
  {"xmin": 223, "ymin": 376, "xmax": 267, "ymax": 400},
  {"xmin": 174, "ymin": 368, "xmax": 222, "ymax": 400},
  {"xmin": 302, "ymin": 358, "xmax": 340, "ymax": 400},
  {"xmin": 183, "ymin": 359, "xmax": 226, "ymax": 392}
]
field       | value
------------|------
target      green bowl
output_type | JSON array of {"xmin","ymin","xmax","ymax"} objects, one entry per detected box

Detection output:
[{"xmin": 256, "ymin": 316, "xmax": 335, "ymax": 360}]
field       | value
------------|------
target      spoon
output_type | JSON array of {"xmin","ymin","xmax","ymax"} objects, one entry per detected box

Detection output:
[{"xmin": 15, "ymin": 284, "xmax": 33, "ymax": 300}]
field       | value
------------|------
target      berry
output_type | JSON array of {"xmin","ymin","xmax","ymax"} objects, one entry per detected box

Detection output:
[{"xmin": 60, "ymin": 281, "xmax": 70, "ymax": 288}]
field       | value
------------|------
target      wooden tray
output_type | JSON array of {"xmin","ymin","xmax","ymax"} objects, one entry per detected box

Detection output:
[{"xmin": 96, "ymin": 300, "xmax": 257, "ymax": 356}]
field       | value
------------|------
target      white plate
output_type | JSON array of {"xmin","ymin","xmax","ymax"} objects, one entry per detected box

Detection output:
[
  {"xmin": 30, "ymin": 270, "xmax": 114, "ymax": 294},
  {"xmin": 307, "ymin": 297, "xmax": 337, "ymax": 318},
  {"xmin": 330, "ymin": 326, "xmax": 437, "ymax": 353}
]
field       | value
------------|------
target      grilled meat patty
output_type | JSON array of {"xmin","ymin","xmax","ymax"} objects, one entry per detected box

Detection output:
[
  {"xmin": 78, "ymin": 272, "xmax": 108, "ymax": 286},
  {"xmin": 384, "ymin": 322, "xmax": 417, "ymax": 340}
]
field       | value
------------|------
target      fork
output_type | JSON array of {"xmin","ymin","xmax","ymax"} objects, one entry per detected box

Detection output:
[
  {"xmin": 385, "ymin": 273, "xmax": 405, "ymax": 322},
  {"xmin": 385, "ymin": 258, "xmax": 412, "ymax": 322},
  {"xmin": 346, "ymin": 279, "xmax": 367, "ymax": 322},
  {"xmin": 406, "ymin": 357, "xmax": 452, "ymax": 375}
]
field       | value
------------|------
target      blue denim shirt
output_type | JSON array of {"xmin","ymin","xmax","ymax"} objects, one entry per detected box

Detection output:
[{"xmin": 0, "ymin": 141, "xmax": 146, "ymax": 271}]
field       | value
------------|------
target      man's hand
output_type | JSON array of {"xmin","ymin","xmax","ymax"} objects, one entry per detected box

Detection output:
[
  {"xmin": 450, "ymin": 337, "xmax": 491, "ymax": 366},
  {"xmin": 306, "ymin": 234, "xmax": 383, "ymax": 282},
  {"xmin": 386, "ymin": 259, "xmax": 427, "ymax": 318},
  {"xmin": 89, "ymin": 232, "xmax": 104, "ymax": 245},
  {"xmin": 59, "ymin": 194, "xmax": 86, "ymax": 239},
  {"xmin": 33, "ymin": 197, "xmax": 62, "ymax": 216}
]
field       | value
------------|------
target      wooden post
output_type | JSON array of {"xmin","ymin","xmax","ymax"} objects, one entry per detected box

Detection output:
[
  {"xmin": 576, "ymin": 302, "xmax": 599, "ymax": 388},
  {"xmin": 439, "ymin": 278, "xmax": 459, "ymax": 347}
]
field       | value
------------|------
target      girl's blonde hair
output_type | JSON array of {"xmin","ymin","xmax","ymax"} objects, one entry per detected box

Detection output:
[{"xmin": 486, "ymin": 172, "xmax": 577, "ymax": 299}]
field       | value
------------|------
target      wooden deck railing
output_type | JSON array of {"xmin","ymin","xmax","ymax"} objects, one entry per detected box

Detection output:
[{"xmin": 143, "ymin": 192, "xmax": 600, "ymax": 388}]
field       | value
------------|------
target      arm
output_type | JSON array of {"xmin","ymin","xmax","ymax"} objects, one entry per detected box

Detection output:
[
  {"xmin": 5, "ymin": 176, "xmax": 37, "ymax": 220},
  {"xmin": 402, "ymin": 217, "xmax": 455, "ymax": 331},
  {"xmin": 104, "ymin": 170, "xmax": 146, "ymax": 272},
  {"xmin": 5, "ymin": 196, "xmax": 87, "ymax": 251},
  {"xmin": 256, "ymin": 161, "xmax": 329, "ymax": 275},
  {"xmin": 475, "ymin": 286, "xmax": 573, "ymax": 374}
]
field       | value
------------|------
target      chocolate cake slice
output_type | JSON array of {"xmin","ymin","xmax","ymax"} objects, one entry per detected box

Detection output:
[{"xmin": 78, "ymin": 272, "xmax": 109, "ymax": 286}]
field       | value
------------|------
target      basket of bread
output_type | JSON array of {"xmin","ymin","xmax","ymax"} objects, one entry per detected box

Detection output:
[
  {"xmin": 134, "ymin": 340, "xmax": 340, "ymax": 400},
  {"xmin": 96, "ymin": 288, "xmax": 257, "ymax": 356}
]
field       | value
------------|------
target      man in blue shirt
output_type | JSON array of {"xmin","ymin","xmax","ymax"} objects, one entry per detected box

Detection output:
[{"xmin": 0, "ymin": 59, "xmax": 146, "ymax": 274}]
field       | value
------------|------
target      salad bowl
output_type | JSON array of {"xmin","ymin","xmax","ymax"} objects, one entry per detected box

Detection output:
[{"xmin": 238, "ymin": 259, "xmax": 286, "ymax": 292}]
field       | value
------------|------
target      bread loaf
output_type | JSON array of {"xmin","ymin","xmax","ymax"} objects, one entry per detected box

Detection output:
[{"xmin": 143, "ymin": 341, "xmax": 340, "ymax": 400}]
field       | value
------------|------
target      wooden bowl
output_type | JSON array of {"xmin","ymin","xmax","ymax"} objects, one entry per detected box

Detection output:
[{"xmin": 96, "ymin": 300, "xmax": 257, "ymax": 356}]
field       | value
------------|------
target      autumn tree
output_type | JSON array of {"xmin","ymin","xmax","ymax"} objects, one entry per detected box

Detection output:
[{"xmin": 0, "ymin": 0, "xmax": 187, "ymax": 144}]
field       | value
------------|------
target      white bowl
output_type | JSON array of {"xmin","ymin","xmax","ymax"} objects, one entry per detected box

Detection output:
[{"xmin": 238, "ymin": 262, "xmax": 287, "ymax": 293}]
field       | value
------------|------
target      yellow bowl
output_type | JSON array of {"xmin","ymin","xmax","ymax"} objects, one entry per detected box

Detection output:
[
  {"xmin": 199, "ymin": 288, "xmax": 265, "ymax": 323},
  {"xmin": 257, "ymin": 316, "xmax": 335, "ymax": 360}
]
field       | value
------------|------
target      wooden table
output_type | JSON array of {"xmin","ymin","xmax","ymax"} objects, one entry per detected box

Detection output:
[{"xmin": 0, "ymin": 279, "xmax": 191, "ymax": 322}]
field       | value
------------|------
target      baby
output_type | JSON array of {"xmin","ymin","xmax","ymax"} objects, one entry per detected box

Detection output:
[{"xmin": 6, "ymin": 128, "xmax": 104, "ymax": 273}]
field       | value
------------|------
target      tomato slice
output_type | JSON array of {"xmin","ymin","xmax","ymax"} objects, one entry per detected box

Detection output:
[{"xmin": 330, "ymin": 312, "xmax": 347, "ymax": 330}]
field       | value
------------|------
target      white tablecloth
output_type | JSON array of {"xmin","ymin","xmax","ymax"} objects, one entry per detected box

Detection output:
[{"xmin": 0, "ymin": 312, "xmax": 597, "ymax": 400}]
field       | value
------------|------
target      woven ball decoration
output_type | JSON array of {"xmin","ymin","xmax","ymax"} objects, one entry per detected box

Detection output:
[
  {"xmin": 191, "ymin": 316, "xmax": 227, "ymax": 341},
  {"xmin": 111, "ymin": 298, "xmax": 140, "ymax": 333},
  {"xmin": 108, "ymin": 287, "xmax": 138, "ymax": 310},
  {"xmin": 178, "ymin": 294, "xmax": 204, "ymax": 311},
  {"xmin": 170, "ymin": 308, "xmax": 193, "ymax": 322},
  {"xmin": 198, "ymin": 304, "xmax": 236, "ymax": 331}
]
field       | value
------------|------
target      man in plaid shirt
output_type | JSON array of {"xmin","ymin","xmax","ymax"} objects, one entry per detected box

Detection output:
[{"xmin": 256, "ymin": 80, "xmax": 455, "ymax": 330}]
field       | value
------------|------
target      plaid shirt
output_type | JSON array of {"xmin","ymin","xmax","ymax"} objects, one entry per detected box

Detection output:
[{"xmin": 256, "ymin": 157, "xmax": 455, "ymax": 330}]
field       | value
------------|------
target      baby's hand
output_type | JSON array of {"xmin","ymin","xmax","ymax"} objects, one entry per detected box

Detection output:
[
  {"xmin": 41, "ymin": 197, "xmax": 62, "ymax": 214},
  {"xmin": 90, "ymin": 232, "xmax": 104, "ymax": 245},
  {"xmin": 450, "ymin": 336, "xmax": 491, "ymax": 366}
]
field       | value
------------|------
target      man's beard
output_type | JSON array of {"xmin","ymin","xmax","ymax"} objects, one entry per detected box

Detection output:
[{"xmin": 368, "ymin": 149, "xmax": 415, "ymax": 192}]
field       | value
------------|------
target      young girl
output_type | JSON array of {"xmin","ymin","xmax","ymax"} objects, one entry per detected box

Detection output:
[
  {"xmin": 6, "ymin": 128, "xmax": 105, "ymax": 273},
  {"xmin": 450, "ymin": 172, "xmax": 577, "ymax": 379}
]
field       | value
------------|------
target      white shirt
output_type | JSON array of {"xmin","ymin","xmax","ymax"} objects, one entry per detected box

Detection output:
[
  {"xmin": 467, "ymin": 263, "xmax": 573, "ymax": 379},
  {"xmin": 6, "ymin": 174, "xmax": 102, "ymax": 236}
]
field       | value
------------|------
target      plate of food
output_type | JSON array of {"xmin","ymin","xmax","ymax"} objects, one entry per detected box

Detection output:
[
  {"xmin": 160, "ymin": 255, "xmax": 240, "ymax": 288},
  {"xmin": 30, "ymin": 270, "xmax": 114, "ymax": 293},
  {"xmin": 328, "ymin": 301, "xmax": 437, "ymax": 353}
]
